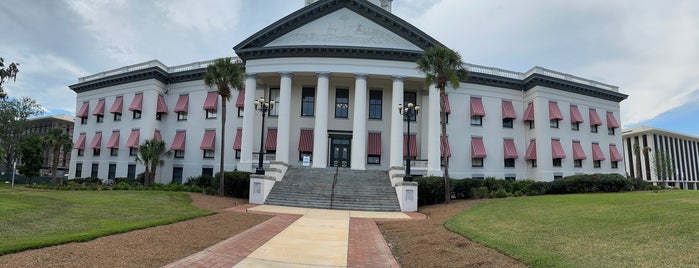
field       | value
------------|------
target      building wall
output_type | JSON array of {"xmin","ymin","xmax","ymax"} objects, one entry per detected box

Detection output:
[{"xmin": 26, "ymin": 115, "xmax": 74, "ymax": 177}]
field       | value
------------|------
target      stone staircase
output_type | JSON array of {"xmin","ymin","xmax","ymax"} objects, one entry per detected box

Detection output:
[{"xmin": 264, "ymin": 167, "xmax": 401, "ymax": 212}]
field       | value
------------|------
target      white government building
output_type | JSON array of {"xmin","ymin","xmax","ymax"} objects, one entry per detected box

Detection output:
[{"xmin": 68, "ymin": 0, "xmax": 627, "ymax": 209}]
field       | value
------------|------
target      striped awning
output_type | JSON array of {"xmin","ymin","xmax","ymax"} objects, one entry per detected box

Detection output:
[
  {"xmin": 235, "ymin": 89, "xmax": 245, "ymax": 108},
  {"xmin": 606, "ymin": 112, "xmax": 620, "ymax": 128},
  {"xmin": 203, "ymin": 92, "xmax": 218, "ymax": 111},
  {"xmin": 471, "ymin": 137, "xmax": 486, "ymax": 158},
  {"xmin": 109, "ymin": 97, "xmax": 123, "ymax": 114},
  {"xmin": 265, "ymin": 129, "xmax": 278, "ymax": 151},
  {"xmin": 73, "ymin": 134, "xmax": 86, "ymax": 149},
  {"xmin": 442, "ymin": 95, "xmax": 451, "ymax": 114},
  {"xmin": 470, "ymin": 97, "xmax": 486, "ymax": 117},
  {"xmin": 92, "ymin": 99, "xmax": 105, "ymax": 116},
  {"xmin": 570, "ymin": 105, "xmax": 584, "ymax": 123},
  {"xmin": 440, "ymin": 136, "xmax": 451, "ymax": 157},
  {"xmin": 592, "ymin": 143, "xmax": 606, "ymax": 161},
  {"xmin": 125, "ymin": 130, "xmax": 140, "ymax": 148},
  {"xmin": 551, "ymin": 139, "xmax": 566, "ymax": 159},
  {"xmin": 523, "ymin": 102, "xmax": 535, "ymax": 122},
  {"xmin": 525, "ymin": 140, "xmax": 537, "ymax": 160},
  {"xmin": 154, "ymin": 131, "xmax": 162, "ymax": 142},
  {"xmin": 298, "ymin": 129, "xmax": 313, "ymax": 152},
  {"xmin": 89, "ymin": 132, "xmax": 102, "ymax": 149},
  {"xmin": 609, "ymin": 145, "xmax": 623, "ymax": 161},
  {"xmin": 504, "ymin": 139, "xmax": 518, "ymax": 159},
  {"xmin": 549, "ymin": 102, "xmax": 563, "ymax": 120},
  {"xmin": 367, "ymin": 132, "xmax": 381, "ymax": 155},
  {"xmin": 403, "ymin": 134, "xmax": 417, "ymax": 157},
  {"xmin": 501, "ymin": 100, "xmax": 516, "ymax": 119},
  {"xmin": 77, "ymin": 102, "xmax": 89, "ymax": 118},
  {"xmin": 106, "ymin": 131, "xmax": 120, "ymax": 149},
  {"xmin": 589, "ymin": 108, "xmax": 603, "ymax": 126},
  {"xmin": 171, "ymin": 131, "xmax": 186, "ymax": 150},
  {"xmin": 200, "ymin": 130, "xmax": 216, "ymax": 150},
  {"xmin": 129, "ymin": 93, "xmax": 143, "ymax": 111},
  {"xmin": 572, "ymin": 141, "xmax": 587, "ymax": 160},
  {"xmin": 174, "ymin": 95, "xmax": 189, "ymax": 113},
  {"xmin": 233, "ymin": 129, "xmax": 242, "ymax": 150},
  {"xmin": 156, "ymin": 95, "xmax": 168, "ymax": 114}
]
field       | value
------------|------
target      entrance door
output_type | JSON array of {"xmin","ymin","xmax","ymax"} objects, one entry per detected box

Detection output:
[{"xmin": 330, "ymin": 138, "xmax": 351, "ymax": 167}]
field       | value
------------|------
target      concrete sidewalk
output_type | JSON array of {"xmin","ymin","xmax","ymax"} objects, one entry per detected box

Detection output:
[{"xmin": 164, "ymin": 205, "xmax": 425, "ymax": 268}]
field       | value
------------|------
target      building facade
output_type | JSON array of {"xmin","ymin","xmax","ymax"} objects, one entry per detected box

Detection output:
[
  {"xmin": 68, "ymin": 0, "xmax": 627, "ymax": 184},
  {"xmin": 26, "ymin": 114, "xmax": 74, "ymax": 177},
  {"xmin": 622, "ymin": 126, "xmax": 699, "ymax": 189}
]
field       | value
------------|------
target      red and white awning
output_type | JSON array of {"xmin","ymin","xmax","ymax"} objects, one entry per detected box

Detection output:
[
  {"xmin": 501, "ymin": 100, "xmax": 517, "ymax": 119},
  {"xmin": 572, "ymin": 141, "xmax": 587, "ymax": 160},
  {"xmin": 525, "ymin": 140, "xmax": 537, "ymax": 160},
  {"xmin": 606, "ymin": 112, "xmax": 620, "ymax": 128},
  {"xmin": 171, "ymin": 131, "xmax": 186, "ymax": 150},
  {"xmin": 609, "ymin": 145, "xmax": 623, "ymax": 162},
  {"xmin": 110, "ymin": 97, "xmax": 123, "ymax": 114},
  {"xmin": 403, "ymin": 134, "xmax": 417, "ymax": 157},
  {"xmin": 265, "ymin": 129, "xmax": 278, "ymax": 151},
  {"xmin": 233, "ymin": 129, "xmax": 243, "ymax": 150},
  {"xmin": 440, "ymin": 136, "xmax": 451, "ymax": 157},
  {"xmin": 200, "ymin": 130, "xmax": 216, "ymax": 150},
  {"xmin": 298, "ymin": 129, "xmax": 313, "ymax": 152},
  {"xmin": 470, "ymin": 97, "xmax": 485, "ymax": 117},
  {"xmin": 106, "ymin": 131, "xmax": 120, "ymax": 149},
  {"xmin": 589, "ymin": 108, "xmax": 603, "ymax": 126},
  {"xmin": 174, "ymin": 95, "xmax": 189, "ymax": 113},
  {"xmin": 570, "ymin": 105, "xmax": 584, "ymax": 123},
  {"xmin": 89, "ymin": 132, "xmax": 102, "ymax": 149},
  {"xmin": 549, "ymin": 102, "xmax": 563, "ymax": 120},
  {"xmin": 471, "ymin": 137, "xmax": 487, "ymax": 158},
  {"xmin": 523, "ymin": 102, "xmax": 535, "ymax": 122},
  {"xmin": 92, "ymin": 99, "xmax": 105, "ymax": 116},
  {"xmin": 504, "ymin": 139, "xmax": 518, "ymax": 159},
  {"xmin": 129, "ymin": 93, "xmax": 143, "ymax": 111},
  {"xmin": 235, "ymin": 90, "xmax": 245, "ymax": 108},
  {"xmin": 156, "ymin": 95, "xmax": 168, "ymax": 114},
  {"xmin": 77, "ymin": 102, "xmax": 89, "ymax": 118},
  {"xmin": 74, "ymin": 133, "xmax": 86, "ymax": 149},
  {"xmin": 592, "ymin": 143, "xmax": 606, "ymax": 161},
  {"xmin": 203, "ymin": 92, "xmax": 218, "ymax": 111},
  {"xmin": 367, "ymin": 132, "xmax": 381, "ymax": 155},
  {"xmin": 125, "ymin": 130, "xmax": 140, "ymax": 148},
  {"xmin": 551, "ymin": 139, "xmax": 566, "ymax": 159}
]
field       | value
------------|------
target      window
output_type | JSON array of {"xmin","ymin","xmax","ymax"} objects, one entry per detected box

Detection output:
[
  {"xmin": 129, "ymin": 148, "xmax": 138, "ymax": 156},
  {"xmin": 202, "ymin": 167, "xmax": 214, "ymax": 177},
  {"xmin": 114, "ymin": 113, "xmax": 122, "ymax": 121},
  {"xmin": 172, "ymin": 167, "xmax": 183, "ymax": 184},
  {"xmin": 96, "ymin": 115, "xmax": 104, "ymax": 123},
  {"xmin": 127, "ymin": 164, "xmax": 136, "ymax": 180},
  {"xmin": 368, "ymin": 155, "xmax": 380, "ymax": 165},
  {"xmin": 81, "ymin": 117, "xmax": 87, "ymax": 124},
  {"xmin": 529, "ymin": 120, "xmax": 535, "ymax": 129},
  {"xmin": 108, "ymin": 164, "xmax": 116, "ymax": 180},
  {"xmin": 235, "ymin": 150, "xmax": 241, "ymax": 159},
  {"xmin": 75, "ymin": 163, "xmax": 82, "ymax": 178},
  {"xmin": 133, "ymin": 110, "xmax": 141, "ymax": 119},
  {"xmin": 93, "ymin": 148, "xmax": 100, "ymax": 156},
  {"xmin": 471, "ymin": 116, "xmax": 483, "ymax": 126},
  {"xmin": 572, "ymin": 122, "xmax": 580, "ymax": 131},
  {"xmin": 574, "ymin": 159, "xmax": 582, "ymax": 168},
  {"xmin": 77, "ymin": 149, "xmax": 84, "ymax": 156},
  {"xmin": 505, "ymin": 177, "xmax": 516, "ymax": 181},
  {"xmin": 531, "ymin": 159, "xmax": 537, "ymax": 167},
  {"xmin": 550, "ymin": 119, "xmax": 559, "ymax": 128},
  {"xmin": 504, "ymin": 158, "xmax": 515, "ymax": 167},
  {"xmin": 403, "ymin": 92, "xmax": 417, "ymax": 121},
  {"xmin": 594, "ymin": 160, "xmax": 602, "ymax": 168},
  {"xmin": 91, "ymin": 163, "xmax": 99, "ymax": 178},
  {"xmin": 269, "ymin": 88, "xmax": 280, "ymax": 116},
  {"xmin": 502, "ymin": 118, "xmax": 513, "ymax": 128},
  {"xmin": 177, "ymin": 112, "xmax": 187, "ymax": 121},
  {"xmin": 472, "ymin": 158, "xmax": 484, "ymax": 167},
  {"xmin": 591, "ymin": 125, "xmax": 598, "ymax": 133},
  {"xmin": 156, "ymin": 113, "xmax": 162, "ymax": 121},
  {"xmin": 237, "ymin": 108, "xmax": 244, "ymax": 117},
  {"xmin": 553, "ymin": 158, "xmax": 562, "ymax": 167},
  {"xmin": 554, "ymin": 175, "xmax": 563, "ymax": 180},
  {"xmin": 299, "ymin": 152, "xmax": 313, "ymax": 161},
  {"xmin": 611, "ymin": 161, "xmax": 618, "ymax": 169},
  {"xmin": 203, "ymin": 150, "xmax": 215, "ymax": 158},
  {"xmin": 205, "ymin": 109, "xmax": 217, "ymax": 119},
  {"xmin": 335, "ymin": 88, "xmax": 349, "ymax": 118},
  {"xmin": 608, "ymin": 128, "xmax": 616, "ymax": 135},
  {"xmin": 110, "ymin": 148, "xmax": 118, "ymax": 156},
  {"xmin": 174, "ymin": 150, "xmax": 185, "ymax": 158},
  {"xmin": 369, "ymin": 90, "xmax": 382, "ymax": 119},
  {"xmin": 301, "ymin": 87, "xmax": 315, "ymax": 116}
]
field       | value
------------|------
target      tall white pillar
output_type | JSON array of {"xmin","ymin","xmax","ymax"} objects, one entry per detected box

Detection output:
[
  {"xmin": 240, "ymin": 73, "xmax": 257, "ymax": 172},
  {"xmin": 351, "ymin": 74, "xmax": 368, "ymax": 170},
  {"xmin": 276, "ymin": 72, "xmax": 293, "ymax": 164},
  {"xmin": 390, "ymin": 76, "xmax": 405, "ymax": 168},
  {"xmin": 313, "ymin": 72, "xmax": 330, "ymax": 168},
  {"xmin": 427, "ymin": 83, "xmax": 442, "ymax": 176}
]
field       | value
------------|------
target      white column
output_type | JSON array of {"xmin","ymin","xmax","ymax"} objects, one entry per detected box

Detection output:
[
  {"xmin": 390, "ymin": 76, "xmax": 405, "ymax": 168},
  {"xmin": 240, "ymin": 73, "xmax": 257, "ymax": 172},
  {"xmin": 276, "ymin": 72, "xmax": 293, "ymax": 164},
  {"xmin": 351, "ymin": 74, "xmax": 368, "ymax": 170},
  {"xmin": 312, "ymin": 72, "xmax": 330, "ymax": 168},
  {"xmin": 427, "ymin": 83, "xmax": 442, "ymax": 176}
]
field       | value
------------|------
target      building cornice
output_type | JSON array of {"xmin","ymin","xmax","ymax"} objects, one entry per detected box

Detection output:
[
  {"xmin": 69, "ymin": 67, "xmax": 204, "ymax": 93},
  {"xmin": 237, "ymin": 46, "xmax": 423, "ymax": 62}
]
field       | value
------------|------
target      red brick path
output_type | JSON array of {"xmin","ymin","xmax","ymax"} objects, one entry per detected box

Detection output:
[{"xmin": 347, "ymin": 218, "xmax": 400, "ymax": 268}]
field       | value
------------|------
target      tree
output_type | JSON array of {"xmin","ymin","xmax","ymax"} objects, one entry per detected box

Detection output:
[
  {"xmin": 652, "ymin": 149, "xmax": 674, "ymax": 186},
  {"xmin": 135, "ymin": 138, "xmax": 171, "ymax": 187},
  {"xmin": 632, "ymin": 142, "xmax": 642, "ymax": 179},
  {"xmin": 0, "ymin": 57, "xmax": 20, "ymax": 99},
  {"xmin": 416, "ymin": 46, "xmax": 466, "ymax": 204},
  {"xmin": 0, "ymin": 97, "xmax": 44, "ymax": 171},
  {"xmin": 203, "ymin": 57, "xmax": 244, "ymax": 196},
  {"xmin": 43, "ymin": 128, "xmax": 72, "ymax": 184},
  {"xmin": 18, "ymin": 135, "xmax": 43, "ymax": 184}
]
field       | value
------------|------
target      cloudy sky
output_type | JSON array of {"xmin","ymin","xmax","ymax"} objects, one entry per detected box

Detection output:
[{"xmin": 2, "ymin": 0, "xmax": 698, "ymax": 135}]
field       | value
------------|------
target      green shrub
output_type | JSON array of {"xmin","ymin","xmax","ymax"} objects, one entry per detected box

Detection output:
[
  {"xmin": 415, "ymin": 176, "xmax": 446, "ymax": 206},
  {"xmin": 490, "ymin": 188, "xmax": 510, "ymax": 198},
  {"xmin": 524, "ymin": 181, "xmax": 550, "ymax": 196},
  {"xmin": 114, "ymin": 177, "xmax": 141, "ymax": 186},
  {"xmin": 471, "ymin": 186, "xmax": 489, "ymax": 199},
  {"xmin": 209, "ymin": 171, "xmax": 252, "ymax": 198}
]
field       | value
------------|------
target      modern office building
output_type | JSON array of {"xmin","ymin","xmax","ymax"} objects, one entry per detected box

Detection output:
[
  {"xmin": 622, "ymin": 126, "xmax": 699, "ymax": 189},
  {"xmin": 25, "ymin": 114, "xmax": 75, "ymax": 177},
  {"xmin": 68, "ymin": 0, "xmax": 627, "ymax": 206}
]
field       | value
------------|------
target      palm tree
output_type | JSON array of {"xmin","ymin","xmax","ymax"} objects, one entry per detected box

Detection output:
[
  {"xmin": 204, "ymin": 57, "xmax": 244, "ymax": 196},
  {"xmin": 43, "ymin": 128, "xmax": 72, "ymax": 184},
  {"xmin": 135, "ymin": 138, "xmax": 171, "ymax": 187},
  {"xmin": 417, "ymin": 46, "xmax": 466, "ymax": 204}
]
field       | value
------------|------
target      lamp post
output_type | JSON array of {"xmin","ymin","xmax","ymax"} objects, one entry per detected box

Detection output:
[
  {"xmin": 254, "ymin": 97, "xmax": 275, "ymax": 175},
  {"xmin": 398, "ymin": 102, "xmax": 420, "ymax": 181}
]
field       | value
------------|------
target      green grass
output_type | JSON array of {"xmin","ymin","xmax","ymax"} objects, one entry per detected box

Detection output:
[
  {"xmin": 446, "ymin": 191, "xmax": 699, "ymax": 268},
  {"xmin": 0, "ymin": 187, "xmax": 214, "ymax": 255}
]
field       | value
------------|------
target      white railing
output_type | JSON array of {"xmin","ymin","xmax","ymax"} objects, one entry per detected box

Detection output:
[
  {"xmin": 78, "ymin": 57, "xmax": 242, "ymax": 83},
  {"xmin": 464, "ymin": 63, "xmax": 525, "ymax": 80}
]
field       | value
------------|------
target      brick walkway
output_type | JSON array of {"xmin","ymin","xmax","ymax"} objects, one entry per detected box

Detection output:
[{"xmin": 348, "ymin": 218, "xmax": 400, "ymax": 268}]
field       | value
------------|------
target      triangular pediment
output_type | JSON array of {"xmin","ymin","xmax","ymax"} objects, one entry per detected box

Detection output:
[{"xmin": 264, "ymin": 8, "xmax": 422, "ymax": 51}]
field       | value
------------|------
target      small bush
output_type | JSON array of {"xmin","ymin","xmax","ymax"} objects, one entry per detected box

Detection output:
[
  {"xmin": 415, "ymin": 177, "xmax": 446, "ymax": 206},
  {"xmin": 471, "ymin": 186, "xmax": 489, "ymax": 199},
  {"xmin": 490, "ymin": 188, "xmax": 510, "ymax": 198}
]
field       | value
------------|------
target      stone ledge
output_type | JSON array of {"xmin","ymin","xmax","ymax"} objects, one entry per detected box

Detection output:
[
  {"xmin": 250, "ymin": 174, "xmax": 276, "ymax": 181},
  {"xmin": 395, "ymin": 181, "xmax": 418, "ymax": 187},
  {"xmin": 270, "ymin": 160, "xmax": 289, "ymax": 167}
]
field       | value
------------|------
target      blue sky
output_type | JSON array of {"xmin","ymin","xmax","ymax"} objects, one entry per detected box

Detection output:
[{"xmin": 2, "ymin": 0, "xmax": 698, "ymax": 135}]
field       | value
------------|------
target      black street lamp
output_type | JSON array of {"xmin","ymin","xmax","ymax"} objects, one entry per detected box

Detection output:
[
  {"xmin": 254, "ymin": 97, "xmax": 275, "ymax": 175},
  {"xmin": 398, "ymin": 102, "xmax": 420, "ymax": 181}
]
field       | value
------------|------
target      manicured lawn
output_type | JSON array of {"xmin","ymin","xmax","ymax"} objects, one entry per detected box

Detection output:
[
  {"xmin": 446, "ymin": 191, "xmax": 699, "ymax": 268},
  {"xmin": 0, "ymin": 186, "xmax": 214, "ymax": 255}
]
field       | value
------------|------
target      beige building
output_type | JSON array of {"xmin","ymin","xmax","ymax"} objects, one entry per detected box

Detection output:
[{"xmin": 26, "ymin": 114, "xmax": 75, "ymax": 177}]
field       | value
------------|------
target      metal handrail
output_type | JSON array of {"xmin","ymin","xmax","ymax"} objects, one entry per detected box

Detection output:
[{"xmin": 330, "ymin": 162, "xmax": 339, "ymax": 209}]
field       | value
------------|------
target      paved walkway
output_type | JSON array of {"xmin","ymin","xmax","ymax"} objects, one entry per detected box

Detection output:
[{"xmin": 164, "ymin": 205, "xmax": 425, "ymax": 268}]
